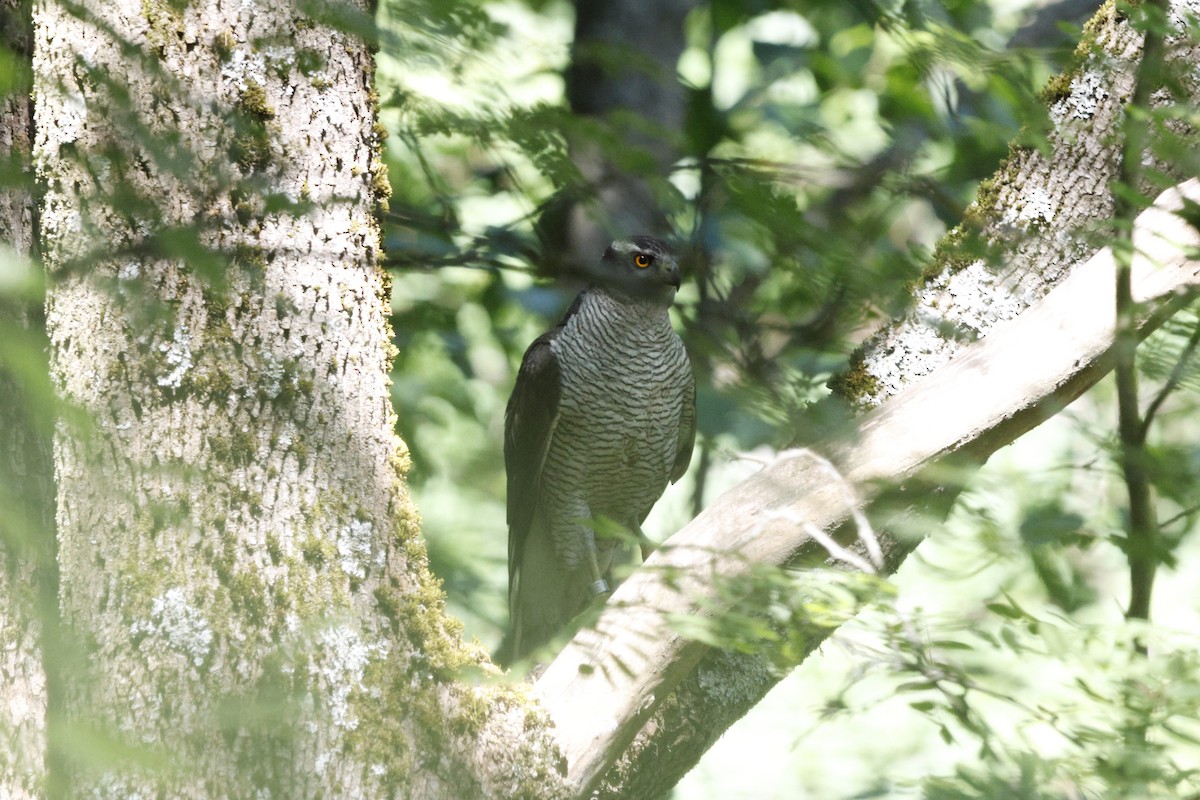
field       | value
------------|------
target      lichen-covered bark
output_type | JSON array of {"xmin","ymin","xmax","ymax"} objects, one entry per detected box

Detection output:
[
  {"xmin": 840, "ymin": 0, "xmax": 1200, "ymax": 407},
  {"xmin": 594, "ymin": 3, "xmax": 1200, "ymax": 796},
  {"xmin": 36, "ymin": 1, "xmax": 562, "ymax": 796},
  {"xmin": 0, "ymin": 1, "xmax": 52, "ymax": 796}
]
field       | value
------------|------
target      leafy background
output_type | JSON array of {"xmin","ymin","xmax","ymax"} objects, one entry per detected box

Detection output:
[
  {"xmin": 2, "ymin": 0, "xmax": 1199, "ymax": 795},
  {"xmin": 378, "ymin": 0, "xmax": 1057, "ymax": 638},
  {"xmin": 373, "ymin": 0, "xmax": 1200, "ymax": 796}
]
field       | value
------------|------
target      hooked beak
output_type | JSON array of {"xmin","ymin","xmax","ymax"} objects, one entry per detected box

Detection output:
[{"xmin": 663, "ymin": 261, "xmax": 681, "ymax": 289}]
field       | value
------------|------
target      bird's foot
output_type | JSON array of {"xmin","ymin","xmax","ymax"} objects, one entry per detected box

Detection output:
[
  {"xmin": 587, "ymin": 550, "xmax": 610, "ymax": 597},
  {"xmin": 636, "ymin": 525, "xmax": 656, "ymax": 561}
]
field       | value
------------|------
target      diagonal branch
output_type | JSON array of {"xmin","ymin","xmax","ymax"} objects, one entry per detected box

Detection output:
[{"xmin": 535, "ymin": 179, "xmax": 1200, "ymax": 796}]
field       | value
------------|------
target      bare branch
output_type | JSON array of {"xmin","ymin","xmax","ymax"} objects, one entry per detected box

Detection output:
[{"xmin": 762, "ymin": 448, "xmax": 884, "ymax": 573}]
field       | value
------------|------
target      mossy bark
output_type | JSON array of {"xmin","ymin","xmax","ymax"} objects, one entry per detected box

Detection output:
[
  {"xmin": 839, "ymin": 0, "xmax": 1200, "ymax": 409},
  {"xmin": 35, "ymin": 1, "xmax": 562, "ymax": 796}
]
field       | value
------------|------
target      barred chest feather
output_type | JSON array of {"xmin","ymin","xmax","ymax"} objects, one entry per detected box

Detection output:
[{"xmin": 544, "ymin": 289, "xmax": 690, "ymax": 523}]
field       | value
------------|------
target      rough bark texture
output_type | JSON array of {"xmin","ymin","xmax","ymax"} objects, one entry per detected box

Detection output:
[
  {"xmin": 0, "ymin": 1, "xmax": 53, "ymax": 796},
  {"xmin": 0, "ymin": 0, "xmax": 35, "ymax": 258},
  {"xmin": 585, "ymin": 3, "xmax": 1200, "ymax": 796},
  {"xmin": 844, "ymin": 0, "xmax": 1200, "ymax": 406},
  {"xmin": 35, "ymin": 1, "xmax": 562, "ymax": 796}
]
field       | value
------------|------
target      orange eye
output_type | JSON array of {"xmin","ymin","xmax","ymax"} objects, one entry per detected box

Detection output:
[{"xmin": 634, "ymin": 253, "xmax": 653, "ymax": 268}]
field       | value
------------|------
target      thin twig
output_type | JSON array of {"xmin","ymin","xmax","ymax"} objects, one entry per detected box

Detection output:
[
  {"xmin": 758, "ymin": 509, "xmax": 878, "ymax": 574},
  {"xmin": 1159, "ymin": 501, "xmax": 1200, "ymax": 531},
  {"xmin": 770, "ymin": 447, "xmax": 885, "ymax": 572},
  {"xmin": 1139, "ymin": 313, "xmax": 1200, "ymax": 437}
]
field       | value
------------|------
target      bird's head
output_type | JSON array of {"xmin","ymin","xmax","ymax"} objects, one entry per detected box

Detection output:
[{"xmin": 588, "ymin": 235, "xmax": 681, "ymax": 306}]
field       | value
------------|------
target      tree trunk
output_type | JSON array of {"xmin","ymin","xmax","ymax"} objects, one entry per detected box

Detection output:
[{"xmin": 35, "ymin": 1, "xmax": 560, "ymax": 796}]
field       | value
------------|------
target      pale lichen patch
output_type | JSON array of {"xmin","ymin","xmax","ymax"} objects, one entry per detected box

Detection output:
[
  {"xmin": 130, "ymin": 587, "xmax": 214, "ymax": 668},
  {"xmin": 1050, "ymin": 70, "xmax": 1110, "ymax": 124},
  {"xmin": 260, "ymin": 350, "xmax": 286, "ymax": 398},
  {"xmin": 1001, "ymin": 186, "xmax": 1057, "ymax": 230},
  {"xmin": 337, "ymin": 518, "xmax": 381, "ymax": 580},
  {"xmin": 220, "ymin": 44, "xmax": 298, "ymax": 96},
  {"xmin": 311, "ymin": 623, "xmax": 389, "ymax": 731},
  {"xmin": 118, "ymin": 261, "xmax": 141, "ymax": 282},
  {"xmin": 58, "ymin": 88, "xmax": 89, "ymax": 144},
  {"xmin": 861, "ymin": 258, "xmax": 1030, "ymax": 397},
  {"xmin": 157, "ymin": 324, "xmax": 194, "ymax": 388}
]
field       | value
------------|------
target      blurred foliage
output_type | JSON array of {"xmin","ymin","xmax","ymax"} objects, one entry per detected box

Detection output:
[
  {"xmin": 372, "ymin": 0, "xmax": 1200, "ymax": 797},
  {"xmin": 681, "ymin": 356, "xmax": 1200, "ymax": 797},
  {"xmin": 374, "ymin": 0, "xmax": 1061, "ymax": 636},
  {"xmin": 3, "ymin": 0, "xmax": 1200, "ymax": 796}
]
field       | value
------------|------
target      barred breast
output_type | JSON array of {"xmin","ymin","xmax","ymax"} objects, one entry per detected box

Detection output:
[{"xmin": 541, "ymin": 289, "xmax": 691, "ymax": 567}]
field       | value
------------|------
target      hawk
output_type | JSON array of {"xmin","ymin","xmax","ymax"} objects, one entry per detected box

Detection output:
[{"xmin": 498, "ymin": 235, "xmax": 695, "ymax": 665}]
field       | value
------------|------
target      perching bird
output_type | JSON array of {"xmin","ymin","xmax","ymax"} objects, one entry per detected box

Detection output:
[{"xmin": 498, "ymin": 235, "xmax": 695, "ymax": 665}]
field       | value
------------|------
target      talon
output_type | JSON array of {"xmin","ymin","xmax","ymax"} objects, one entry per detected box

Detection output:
[{"xmin": 637, "ymin": 527, "xmax": 655, "ymax": 561}]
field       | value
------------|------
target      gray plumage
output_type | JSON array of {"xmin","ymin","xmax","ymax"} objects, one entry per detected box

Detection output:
[{"xmin": 499, "ymin": 236, "xmax": 695, "ymax": 665}]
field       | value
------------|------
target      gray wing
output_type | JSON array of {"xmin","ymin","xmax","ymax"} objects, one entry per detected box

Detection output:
[
  {"xmin": 670, "ymin": 365, "xmax": 696, "ymax": 483},
  {"xmin": 504, "ymin": 327, "xmax": 564, "ymax": 601}
]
